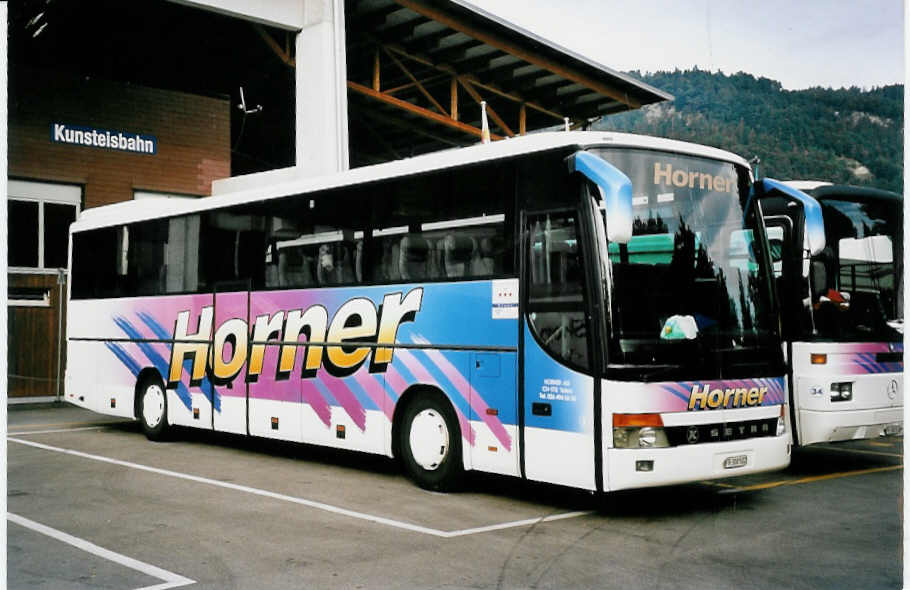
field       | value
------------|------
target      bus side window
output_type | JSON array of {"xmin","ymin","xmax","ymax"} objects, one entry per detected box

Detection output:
[{"xmin": 526, "ymin": 212, "xmax": 590, "ymax": 370}]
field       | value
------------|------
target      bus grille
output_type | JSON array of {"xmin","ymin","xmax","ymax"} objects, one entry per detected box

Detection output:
[{"xmin": 664, "ymin": 418, "xmax": 778, "ymax": 446}]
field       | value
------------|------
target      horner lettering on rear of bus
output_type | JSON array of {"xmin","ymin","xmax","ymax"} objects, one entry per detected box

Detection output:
[
  {"xmin": 653, "ymin": 162, "xmax": 735, "ymax": 193},
  {"xmin": 166, "ymin": 288, "xmax": 423, "ymax": 388}
]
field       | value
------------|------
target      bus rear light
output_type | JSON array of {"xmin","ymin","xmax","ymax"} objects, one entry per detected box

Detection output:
[
  {"xmin": 810, "ymin": 353, "xmax": 827, "ymax": 365},
  {"xmin": 776, "ymin": 405, "xmax": 786, "ymax": 436},
  {"xmin": 613, "ymin": 413, "xmax": 664, "ymax": 427}
]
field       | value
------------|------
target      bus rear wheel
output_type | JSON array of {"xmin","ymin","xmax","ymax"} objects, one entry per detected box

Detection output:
[
  {"xmin": 399, "ymin": 395, "xmax": 463, "ymax": 491},
  {"xmin": 138, "ymin": 375, "xmax": 169, "ymax": 441}
]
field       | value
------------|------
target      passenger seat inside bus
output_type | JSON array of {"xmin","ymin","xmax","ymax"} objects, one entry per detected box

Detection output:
[
  {"xmin": 444, "ymin": 234, "xmax": 476, "ymax": 278},
  {"xmin": 399, "ymin": 234, "xmax": 431, "ymax": 280},
  {"xmin": 472, "ymin": 237, "xmax": 495, "ymax": 276},
  {"xmin": 277, "ymin": 249, "xmax": 315, "ymax": 287}
]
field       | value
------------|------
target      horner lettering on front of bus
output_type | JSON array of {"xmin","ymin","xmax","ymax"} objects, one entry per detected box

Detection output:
[
  {"xmin": 166, "ymin": 288, "xmax": 423, "ymax": 388},
  {"xmin": 688, "ymin": 383, "xmax": 768, "ymax": 410}
]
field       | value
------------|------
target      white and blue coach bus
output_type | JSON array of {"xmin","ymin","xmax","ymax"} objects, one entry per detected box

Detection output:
[
  {"xmin": 65, "ymin": 132, "xmax": 817, "ymax": 492},
  {"xmin": 762, "ymin": 181, "xmax": 903, "ymax": 446}
]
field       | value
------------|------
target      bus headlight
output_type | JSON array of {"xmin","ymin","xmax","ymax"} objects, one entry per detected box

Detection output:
[
  {"xmin": 830, "ymin": 382, "xmax": 852, "ymax": 402},
  {"xmin": 612, "ymin": 427, "xmax": 670, "ymax": 448},
  {"xmin": 639, "ymin": 427, "xmax": 658, "ymax": 447}
]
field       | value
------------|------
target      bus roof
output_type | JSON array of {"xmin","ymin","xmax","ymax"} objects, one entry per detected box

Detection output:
[
  {"xmin": 72, "ymin": 131, "xmax": 751, "ymax": 232},
  {"xmin": 784, "ymin": 180, "xmax": 901, "ymax": 202}
]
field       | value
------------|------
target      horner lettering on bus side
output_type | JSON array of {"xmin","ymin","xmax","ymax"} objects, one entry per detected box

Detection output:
[
  {"xmin": 653, "ymin": 162, "xmax": 735, "ymax": 193},
  {"xmin": 166, "ymin": 288, "xmax": 423, "ymax": 388},
  {"xmin": 688, "ymin": 384, "xmax": 768, "ymax": 410}
]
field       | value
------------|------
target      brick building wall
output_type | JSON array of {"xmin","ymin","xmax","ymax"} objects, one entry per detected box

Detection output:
[
  {"xmin": 9, "ymin": 67, "xmax": 231, "ymax": 206},
  {"xmin": 7, "ymin": 68, "xmax": 231, "ymax": 397}
]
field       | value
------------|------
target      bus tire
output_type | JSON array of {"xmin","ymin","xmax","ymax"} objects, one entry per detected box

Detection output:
[
  {"xmin": 137, "ymin": 374, "xmax": 169, "ymax": 441},
  {"xmin": 399, "ymin": 394, "xmax": 463, "ymax": 491}
]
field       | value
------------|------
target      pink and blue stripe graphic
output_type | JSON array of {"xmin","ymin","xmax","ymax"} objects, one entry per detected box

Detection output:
[
  {"xmin": 97, "ymin": 281, "xmax": 519, "ymax": 448},
  {"xmin": 824, "ymin": 343, "xmax": 903, "ymax": 375}
]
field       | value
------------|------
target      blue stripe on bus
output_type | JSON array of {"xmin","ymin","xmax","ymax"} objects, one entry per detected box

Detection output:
[
  {"xmin": 114, "ymin": 316, "xmax": 194, "ymax": 411},
  {"xmin": 137, "ymin": 311, "xmax": 217, "ymax": 406}
]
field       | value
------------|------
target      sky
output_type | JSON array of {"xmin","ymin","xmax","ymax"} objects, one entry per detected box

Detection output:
[{"xmin": 464, "ymin": 0, "xmax": 904, "ymax": 90}]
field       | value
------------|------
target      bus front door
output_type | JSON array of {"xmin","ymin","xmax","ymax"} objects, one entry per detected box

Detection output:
[{"xmin": 521, "ymin": 210, "xmax": 598, "ymax": 490}]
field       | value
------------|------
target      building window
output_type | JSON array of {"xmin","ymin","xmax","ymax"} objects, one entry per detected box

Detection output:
[{"xmin": 8, "ymin": 180, "xmax": 81, "ymax": 272}]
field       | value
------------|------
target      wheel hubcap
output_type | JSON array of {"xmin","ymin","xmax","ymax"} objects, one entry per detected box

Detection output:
[
  {"xmin": 409, "ymin": 409, "xmax": 449, "ymax": 470},
  {"xmin": 142, "ymin": 384, "xmax": 165, "ymax": 428}
]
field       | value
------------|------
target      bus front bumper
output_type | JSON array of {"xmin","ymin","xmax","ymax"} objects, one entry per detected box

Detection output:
[
  {"xmin": 799, "ymin": 407, "xmax": 903, "ymax": 445},
  {"xmin": 605, "ymin": 434, "xmax": 790, "ymax": 492}
]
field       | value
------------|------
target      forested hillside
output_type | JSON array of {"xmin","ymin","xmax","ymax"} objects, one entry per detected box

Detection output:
[{"xmin": 596, "ymin": 69, "xmax": 903, "ymax": 193}]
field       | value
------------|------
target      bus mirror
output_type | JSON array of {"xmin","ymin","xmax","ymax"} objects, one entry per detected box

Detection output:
[
  {"xmin": 567, "ymin": 151, "xmax": 633, "ymax": 244},
  {"xmin": 752, "ymin": 178, "xmax": 826, "ymax": 256}
]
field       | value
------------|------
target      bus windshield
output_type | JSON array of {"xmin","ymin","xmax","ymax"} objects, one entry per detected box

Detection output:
[
  {"xmin": 811, "ymin": 196, "xmax": 903, "ymax": 341},
  {"xmin": 591, "ymin": 148, "xmax": 781, "ymax": 381}
]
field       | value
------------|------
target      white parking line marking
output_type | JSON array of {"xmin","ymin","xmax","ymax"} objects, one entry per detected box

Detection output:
[
  {"xmin": 9, "ymin": 426, "xmax": 105, "ymax": 436},
  {"xmin": 445, "ymin": 511, "xmax": 593, "ymax": 537},
  {"xmin": 8, "ymin": 437, "xmax": 589, "ymax": 537},
  {"xmin": 8, "ymin": 512, "xmax": 195, "ymax": 590}
]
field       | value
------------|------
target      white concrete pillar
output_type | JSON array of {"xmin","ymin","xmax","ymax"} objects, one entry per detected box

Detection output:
[{"xmin": 296, "ymin": 0, "xmax": 349, "ymax": 176}]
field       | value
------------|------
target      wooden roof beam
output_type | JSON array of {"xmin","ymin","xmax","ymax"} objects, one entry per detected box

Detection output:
[
  {"xmin": 392, "ymin": 0, "xmax": 640, "ymax": 109},
  {"xmin": 382, "ymin": 46, "xmax": 449, "ymax": 116},
  {"xmin": 381, "ymin": 43, "xmax": 566, "ymax": 122},
  {"xmin": 348, "ymin": 81, "xmax": 503, "ymax": 141},
  {"xmin": 457, "ymin": 77, "xmax": 514, "ymax": 136},
  {"xmin": 252, "ymin": 24, "xmax": 295, "ymax": 68}
]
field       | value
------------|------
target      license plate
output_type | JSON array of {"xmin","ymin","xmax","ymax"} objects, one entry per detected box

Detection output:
[{"xmin": 723, "ymin": 454, "xmax": 748, "ymax": 469}]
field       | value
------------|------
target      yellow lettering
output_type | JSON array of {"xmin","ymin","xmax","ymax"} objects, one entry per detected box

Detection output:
[
  {"xmin": 278, "ymin": 306, "xmax": 328, "ymax": 376},
  {"xmin": 688, "ymin": 383, "xmax": 710, "ymax": 410},
  {"xmin": 168, "ymin": 307, "xmax": 213, "ymax": 386},
  {"xmin": 708, "ymin": 389, "xmax": 723, "ymax": 408},
  {"xmin": 758, "ymin": 387, "xmax": 768, "ymax": 404},
  {"xmin": 734, "ymin": 388, "xmax": 748, "ymax": 406},
  {"xmin": 723, "ymin": 388, "xmax": 735, "ymax": 408},
  {"xmin": 747, "ymin": 387, "xmax": 760, "ymax": 405},
  {"xmin": 210, "ymin": 318, "xmax": 248, "ymax": 381},
  {"xmin": 373, "ymin": 288, "xmax": 423, "ymax": 366},
  {"xmin": 248, "ymin": 312, "xmax": 284, "ymax": 379},
  {"xmin": 325, "ymin": 298, "xmax": 378, "ymax": 371}
]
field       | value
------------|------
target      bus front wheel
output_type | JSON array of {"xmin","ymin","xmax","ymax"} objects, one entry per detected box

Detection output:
[
  {"xmin": 138, "ymin": 375, "xmax": 169, "ymax": 441},
  {"xmin": 399, "ymin": 395, "xmax": 463, "ymax": 491}
]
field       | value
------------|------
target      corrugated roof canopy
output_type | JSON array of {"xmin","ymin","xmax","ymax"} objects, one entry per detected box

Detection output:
[{"xmin": 345, "ymin": 0, "xmax": 671, "ymax": 164}]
